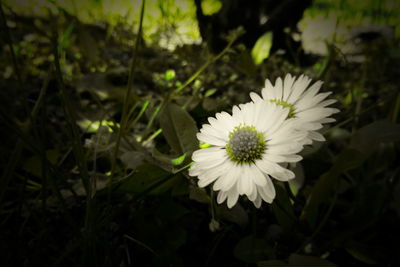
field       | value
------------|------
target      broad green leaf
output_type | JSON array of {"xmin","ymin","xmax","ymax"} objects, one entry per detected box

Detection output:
[
  {"xmin": 289, "ymin": 254, "xmax": 338, "ymax": 267},
  {"xmin": 120, "ymin": 151, "xmax": 145, "ymax": 170},
  {"xmin": 300, "ymin": 148, "xmax": 367, "ymax": 227},
  {"xmin": 251, "ymin": 32, "xmax": 273, "ymax": 65},
  {"xmin": 350, "ymin": 120, "xmax": 400, "ymax": 155},
  {"xmin": 237, "ymin": 49, "xmax": 257, "ymax": 76},
  {"xmin": 345, "ymin": 245, "xmax": 378, "ymax": 265},
  {"xmin": 159, "ymin": 103, "xmax": 198, "ymax": 155},
  {"xmin": 258, "ymin": 260, "xmax": 289, "ymax": 267},
  {"xmin": 170, "ymin": 174, "xmax": 189, "ymax": 196},
  {"xmin": 113, "ymin": 163, "xmax": 176, "ymax": 195},
  {"xmin": 155, "ymin": 198, "xmax": 189, "ymax": 222},
  {"xmin": 234, "ymin": 235, "xmax": 273, "ymax": 263},
  {"xmin": 216, "ymin": 203, "xmax": 249, "ymax": 228},
  {"xmin": 301, "ymin": 121, "xmax": 400, "ymax": 226},
  {"xmin": 299, "ymin": 121, "xmax": 400, "ymax": 227},
  {"xmin": 189, "ymin": 186, "xmax": 210, "ymax": 204},
  {"xmin": 271, "ymin": 183, "xmax": 296, "ymax": 231},
  {"xmin": 23, "ymin": 150, "xmax": 59, "ymax": 178}
]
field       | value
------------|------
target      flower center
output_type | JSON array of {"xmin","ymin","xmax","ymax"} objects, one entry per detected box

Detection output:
[
  {"xmin": 269, "ymin": 99, "xmax": 296, "ymax": 119},
  {"xmin": 226, "ymin": 125, "xmax": 266, "ymax": 164}
]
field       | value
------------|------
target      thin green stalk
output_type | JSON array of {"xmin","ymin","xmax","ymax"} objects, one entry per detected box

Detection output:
[
  {"xmin": 139, "ymin": 30, "xmax": 242, "ymax": 144},
  {"xmin": 172, "ymin": 161, "xmax": 193, "ymax": 174},
  {"xmin": 40, "ymin": 102, "xmax": 48, "ymax": 210},
  {"xmin": 390, "ymin": 93, "xmax": 400, "ymax": 123},
  {"xmin": 122, "ymin": 135, "xmax": 170, "ymax": 172},
  {"xmin": 111, "ymin": 0, "xmax": 146, "ymax": 176},
  {"xmin": 145, "ymin": 102, "xmax": 161, "ymax": 131},
  {"xmin": 284, "ymin": 181, "xmax": 296, "ymax": 202},
  {"xmin": 323, "ymin": 92, "xmax": 396, "ymax": 134},
  {"xmin": 0, "ymin": 2, "xmax": 30, "ymax": 117},
  {"xmin": 126, "ymin": 101, "xmax": 142, "ymax": 125},
  {"xmin": 142, "ymin": 128, "xmax": 162, "ymax": 146},
  {"xmin": 0, "ymin": 110, "xmax": 72, "ymax": 217},
  {"xmin": 127, "ymin": 100, "xmax": 149, "ymax": 129},
  {"xmin": 124, "ymin": 234, "xmax": 158, "ymax": 256},
  {"xmin": 0, "ymin": 2, "xmax": 31, "ymax": 208},
  {"xmin": 0, "ymin": 141, "xmax": 23, "ymax": 208},
  {"xmin": 296, "ymin": 185, "xmax": 338, "ymax": 253},
  {"xmin": 0, "ymin": 73, "xmax": 50, "ymax": 208},
  {"xmin": 210, "ymin": 189, "xmax": 216, "ymax": 222},
  {"xmin": 50, "ymin": 13, "xmax": 95, "ymax": 264},
  {"xmin": 51, "ymin": 22, "xmax": 90, "ymax": 194},
  {"xmin": 173, "ymin": 35, "xmax": 238, "ymax": 96}
]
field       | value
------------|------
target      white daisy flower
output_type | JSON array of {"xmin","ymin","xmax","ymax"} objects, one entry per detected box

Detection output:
[
  {"xmin": 250, "ymin": 74, "xmax": 340, "ymax": 144},
  {"xmin": 189, "ymin": 101, "xmax": 306, "ymax": 208}
]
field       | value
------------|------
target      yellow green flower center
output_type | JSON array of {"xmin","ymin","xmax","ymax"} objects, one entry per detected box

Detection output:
[
  {"xmin": 226, "ymin": 125, "xmax": 266, "ymax": 164},
  {"xmin": 269, "ymin": 99, "xmax": 296, "ymax": 119}
]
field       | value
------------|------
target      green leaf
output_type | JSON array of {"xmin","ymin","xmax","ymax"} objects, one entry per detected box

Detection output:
[
  {"xmin": 120, "ymin": 151, "xmax": 145, "ymax": 169},
  {"xmin": 350, "ymin": 120, "xmax": 400, "ymax": 155},
  {"xmin": 251, "ymin": 32, "xmax": 273, "ymax": 65},
  {"xmin": 204, "ymin": 88, "xmax": 217, "ymax": 97},
  {"xmin": 288, "ymin": 254, "xmax": 338, "ymax": 267},
  {"xmin": 345, "ymin": 243, "xmax": 378, "ymax": 265},
  {"xmin": 58, "ymin": 23, "xmax": 74, "ymax": 52},
  {"xmin": 159, "ymin": 103, "xmax": 198, "ymax": 155},
  {"xmin": 189, "ymin": 186, "xmax": 210, "ymax": 204},
  {"xmin": 170, "ymin": 174, "xmax": 189, "ymax": 196},
  {"xmin": 289, "ymin": 163, "xmax": 304, "ymax": 196},
  {"xmin": 302, "ymin": 121, "xmax": 400, "ymax": 227},
  {"xmin": 114, "ymin": 163, "xmax": 176, "ymax": 195},
  {"xmin": 271, "ymin": 183, "xmax": 296, "ymax": 231},
  {"xmin": 164, "ymin": 69, "xmax": 176, "ymax": 81},
  {"xmin": 234, "ymin": 235, "xmax": 273, "ymax": 263},
  {"xmin": 201, "ymin": 0, "xmax": 222, "ymax": 15},
  {"xmin": 23, "ymin": 150, "xmax": 59, "ymax": 178},
  {"xmin": 300, "ymin": 148, "xmax": 366, "ymax": 227},
  {"xmin": 155, "ymin": 198, "xmax": 189, "ymax": 222},
  {"xmin": 236, "ymin": 49, "xmax": 257, "ymax": 76},
  {"xmin": 258, "ymin": 260, "xmax": 289, "ymax": 267},
  {"xmin": 216, "ymin": 203, "xmax": 249, "ymax": 228}
]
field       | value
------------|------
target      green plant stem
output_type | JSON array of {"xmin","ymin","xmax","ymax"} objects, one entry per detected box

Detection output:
[
  {"xmin": 52, "ymin": 25, "xmax": 90, "ymax": 195},
  {"xmin": 127, "ymin": 100, "xmax": 147, "ymax": 128},
  {"xmin": 323, "ymin": 92, "xmax": 397, "ymax": 134},
  {"xmin": 122, "ymin": 135, "xmax": 170, "ymax": 172},
  {"xmin": 50, "ymin": 14, "xmax": 95, "ymax": 264},
  {"xmin": 173, "ymin": 36, "xmax": 237, "ymax": 96},
  {"xmin": 142, "ymin": 128, "xmax": 162, "ymax": 146},
  {"xmin": 284, "ymin": 181, "xmax": 296, "ymax": 202},
  {"xmin": 140, "ymin": 31, "xmax": 241, "ymax": 144},
  {"xmin": 0, "ymin": 72, "xmax": 50, "ymax": 209},
  {"xmin": 390, "ymin": 93, "xmax": 400, "ymax": 123},
  {"xmin": 296, "ymin": 186, "xmax": 338, "ymax": 253},
  {"xmin": 124, "ymin": 234, "xmax": 158, "ymax": 256},
  {"xmin": 111, "ymin": 0, "xmax": 146, "ymax": 176}
]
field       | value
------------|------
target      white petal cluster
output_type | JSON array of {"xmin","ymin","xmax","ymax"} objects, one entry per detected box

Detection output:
[
  {"xmin": 189, "ymin": 101, "xmax": 306, "ymax": 208},
  {"xmin": 250, "ymin": 74, "xmax": 340, "ymax": 144},
  {"xmin": 189, "ymin": 73, "xmax": 339, "ymax": 208}
]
